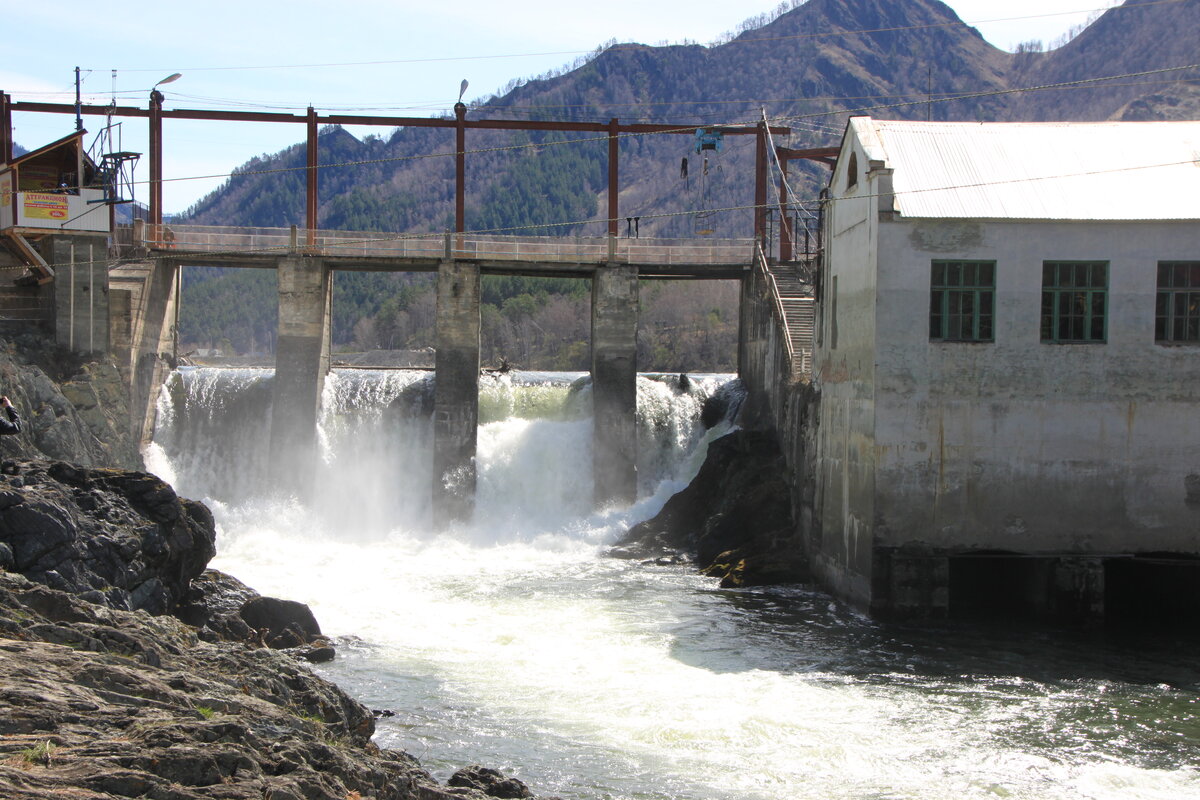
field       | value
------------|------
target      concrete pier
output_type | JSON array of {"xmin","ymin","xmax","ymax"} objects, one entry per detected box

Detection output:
[
  {"xmin": 128, "ymin": 257, "xmax": 179, "ymax": 445},
  {"xmin": 53, "ymin": 236, "xmax": 110, "ymax": 355},
  {"xmin": 269, "ymin": 256, "xmax": 331, "ymax": 492},
  {"xmin": 433, "ymin": 259, "xmax": 481, "ymax": 526},
  {"xmin": 591, "ymin": 264, "xmax": 639, "ymax": 506}
]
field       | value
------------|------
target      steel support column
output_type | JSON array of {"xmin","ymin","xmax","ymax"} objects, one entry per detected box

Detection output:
[
  {"xmin": 0, "ymin": 92, "xmax": 12, "ymax": 164},
  {"xmin": 306, "ymin": 106, "xmax": 318, "ymax": 247},
  {"xmin": 608, "ymin": 117, "xmax": 619, "ymax": 237},
  {"xmin": 149, "ymin": 90, "xmax": 164, "ymax": 230},
  {"xmin": 754, "ymin": 121, "xmax": 768, "ymax": 251},
  {"xmin": 778, "ymin": 156, "xmax": 792, "ymax": 263},
  {"xmin": 454, "ymin": 102, "xmax": 466, "ymax": 234}
]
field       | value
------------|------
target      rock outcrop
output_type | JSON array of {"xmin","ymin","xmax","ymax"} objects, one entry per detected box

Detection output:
[
  {"xmin": 613, "ymin": 429, "xmax": 807, "ymax": 587},
  {"xmin": 0, "ymin": 460, "xmax": 552, "ymax": 799},
  {"xmin": 0, "ymin": 571, "xmax": 507, "ymax": 800},
  {"xmin": 0, "ymin": 336, "xmax": 142, "ymax": 470},
  {"xmin": 0, "ymin": 460, "xmax": 214, "ymax": 614}
]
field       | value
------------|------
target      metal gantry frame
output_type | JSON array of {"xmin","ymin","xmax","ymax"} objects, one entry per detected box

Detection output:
[{"xmin": 1, "ymin": 90, "xmax": 803, "ymax": 248}]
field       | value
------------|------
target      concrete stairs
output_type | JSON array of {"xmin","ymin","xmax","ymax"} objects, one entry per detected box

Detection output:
[{"xmin": 766, "ymin": 262, "xmax": 816, "ymax": 375}]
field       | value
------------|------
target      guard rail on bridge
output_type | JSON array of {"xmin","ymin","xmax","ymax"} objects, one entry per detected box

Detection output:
[{"xmin": 113, "ymin": 223, "xmax": 755, "ymax": 273}]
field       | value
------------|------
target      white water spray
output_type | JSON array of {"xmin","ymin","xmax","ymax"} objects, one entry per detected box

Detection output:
[{"xmin": 147, "ymin": 368, "xmax": 1200, "ymax": 800}]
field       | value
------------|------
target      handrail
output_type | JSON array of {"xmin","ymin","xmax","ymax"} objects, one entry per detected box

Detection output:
[
  {"xmin": 755, "ymin": 244, "xmax": 796, "ymax": 374},
  {"xmin": 119, "ymin": 223, "xmax": 755, "ymax": 267}
]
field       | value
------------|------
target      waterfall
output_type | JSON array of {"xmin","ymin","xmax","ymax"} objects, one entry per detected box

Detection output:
[{"xmin": 147, "ymin": 367, "xmax": 740, "ymax": 541}]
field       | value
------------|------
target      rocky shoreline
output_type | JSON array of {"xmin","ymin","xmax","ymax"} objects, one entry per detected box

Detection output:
[{"xmin": 0, "ymin": 458, "xmax": 545, "ymax": 800}]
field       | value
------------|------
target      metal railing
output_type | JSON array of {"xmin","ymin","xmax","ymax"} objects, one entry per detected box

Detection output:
[
  {"xmin": 119, "ymin": 223, "xmax": 755, "ymax": 267},
  {"xmin": 756, "ymin": 245, "xmax": 797, "ymax": 373}
]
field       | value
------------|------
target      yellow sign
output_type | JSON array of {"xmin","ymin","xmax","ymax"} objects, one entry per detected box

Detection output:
[
  {"xmin": 0, "ymin": 172, "xmax": 10, "ymax": 207},
  {"xmin": 23, "ymin": 192, "xmax": 68, "ymax": 220}
]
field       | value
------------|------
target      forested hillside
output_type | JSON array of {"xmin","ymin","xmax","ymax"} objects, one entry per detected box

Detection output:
[{"xmin": 174, "ymin": 0, "xmax": 1200, "ymax": 369}]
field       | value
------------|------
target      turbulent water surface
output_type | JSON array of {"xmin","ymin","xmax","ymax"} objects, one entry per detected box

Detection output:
[{"xmin": 148, "ymin": 367, "xmax": 1200, "ymax": 800}]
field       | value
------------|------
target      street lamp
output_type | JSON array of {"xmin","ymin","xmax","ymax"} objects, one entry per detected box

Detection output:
[{"xmin": 150, "ymin": 73, "xmax": 182, "ymax": 104}]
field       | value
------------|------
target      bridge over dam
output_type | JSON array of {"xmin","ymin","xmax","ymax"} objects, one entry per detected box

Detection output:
[{"xmin": 105, "ymin": 221, "xmax": 810, "ymax": 526}]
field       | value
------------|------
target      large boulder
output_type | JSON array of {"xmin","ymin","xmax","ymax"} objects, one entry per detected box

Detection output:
[
  {"xmin": 613, "ymin": 429, "xmax": 807, "ymax": 587},
  {"xmin": 450, "ymin": 765, "xmax": 534, "ymax": 798},
  {"xmin": 0, "ymin": 459, "xmax": 215, "ymax": 614}
]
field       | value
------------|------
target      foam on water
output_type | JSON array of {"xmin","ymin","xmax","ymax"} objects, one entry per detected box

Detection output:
[{"xmin": 147, "ymin": 367, "xmax": 1200, "ymax": 800}]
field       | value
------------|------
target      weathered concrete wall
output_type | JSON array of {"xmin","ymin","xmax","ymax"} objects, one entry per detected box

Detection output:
[
  {"xmin": 51, "ymin": 236, "xmax": 110, "ymax": 354},
  {"xmin": 433, "ymin": 259, "xmax": 480, "ymax": 526},
  {"xmin": 872, "ymin": 220, "xmax": 1200, "ymax": 559},
  {"xmin": 807, "ymin": 136, "xmax": 882, "ymax": 611},
  {"xmin": 737, "ymin": 262, "xmax": 816, "ymax": 572},
  {"xmin": 591, "ymin": 264, "xmax": 638, "ymax": 507},
  {"xmin": 122, "ymin": 259, "xmax": 178, "ymax": 446},
  {"xmin": 269, "ymin": 256, "xmax": 329, "ymax": 493}
]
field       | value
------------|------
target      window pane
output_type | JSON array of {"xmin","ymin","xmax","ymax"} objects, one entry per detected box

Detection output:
[
  {"xmin": 979, "ymin": 263, "xmax": 994, "ymax": 285},
  {"xmin": 932, "ymin": 263, "xmax": 945, "ymax": 285},
  {"xmin": 948, "ymin": 262, "xmax": 961, "ymax": 286},
  {"xmin": 1090, "ymin": 264, "xmax": 1107, "ymax": 288},
  {"xmin": 1159, "ymin": 263, "xmax": 1171, "ymax": 287},
  {"xmin": 1043, "ymin": 263, "xmax": 1055, "ymax": 286},
  {"xmin": 979, "ymin": 314, "xmax": 993, "ymax": 340}
]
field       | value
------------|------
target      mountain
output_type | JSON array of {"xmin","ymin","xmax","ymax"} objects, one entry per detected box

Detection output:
[
  {"xmin": 181, "ymin": 0, "xmax": 1199, "ymax": 237},
  {"xmin": 172, "ymin": 0, "xmax": 1200, "ymax": 365}
]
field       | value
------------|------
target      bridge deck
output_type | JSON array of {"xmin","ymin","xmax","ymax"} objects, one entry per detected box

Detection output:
[{"xmin": 115, "ymin": 224, "xmax": 753, "ymax": 279}]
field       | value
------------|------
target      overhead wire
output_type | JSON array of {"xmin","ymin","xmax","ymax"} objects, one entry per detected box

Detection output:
[
  {"xmin": 17, "ymin": 0, "xmax": 1180, "ymax": 116},
  {"xmin": 82, "ymin": 0, "xmax": 1182, "ymax": 79},
  {"xmin": 91, "ymin": 59, "xmax": 1198, "ymax": 196}
]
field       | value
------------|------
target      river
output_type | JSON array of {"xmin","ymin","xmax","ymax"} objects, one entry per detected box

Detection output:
[{"xmin": 146, "ymin": 367, "xmax": 1200, "ymax": 800}]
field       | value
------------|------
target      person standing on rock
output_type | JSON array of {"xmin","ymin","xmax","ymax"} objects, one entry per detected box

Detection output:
[{"xmin": 0, "ymin": 396, "xmax": 20, "ymax": 435}]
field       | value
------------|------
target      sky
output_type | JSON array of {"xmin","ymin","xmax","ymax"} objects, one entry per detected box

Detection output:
[{"xmin": 2, "ymin": 0, "xmax": 1125, "ymax": 214}]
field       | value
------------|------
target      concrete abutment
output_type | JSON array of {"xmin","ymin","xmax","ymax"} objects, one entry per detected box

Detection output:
[
  {"xmin": 269, "ymin": 256, "xmax": 332, "ymax": 494},
  {"xmin": 433, "ymin": 259, "xmax": 481, "ymax": 527},
  {"xmin": 591, "ymin": 264, "xmax": 638, "ymax": 507}
]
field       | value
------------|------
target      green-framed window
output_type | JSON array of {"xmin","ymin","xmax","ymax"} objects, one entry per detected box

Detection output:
[
  {"xmin": 930, "ymin": 260, "xmax": 995, "ymax": 342},
  {"xmin": 1040, "ymin": 261, "xmax": 1107, "ymax": 343},
  {"xmin": 1156, "ymin": 261, "xmax": 1200, "ymax": 344}
]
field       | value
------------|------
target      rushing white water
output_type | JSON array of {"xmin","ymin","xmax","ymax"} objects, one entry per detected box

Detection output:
[{"xmin": 147, "ymin": 368, "xmax": 1200, "ymax": 800}]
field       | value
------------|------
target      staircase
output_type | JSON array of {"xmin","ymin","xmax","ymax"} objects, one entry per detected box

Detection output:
[{"xmin": 766, "ymin": 261, "xmax": 816, "ymax": 375}]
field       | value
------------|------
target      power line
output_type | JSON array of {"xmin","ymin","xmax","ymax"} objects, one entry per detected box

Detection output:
[
  {"xmin": 116, "ymin": 61, "xmax": 1195, "ymax": 195},
  {"xmin": 85, "ymin": 1, "xmax": 1181, "ymax": 78}
]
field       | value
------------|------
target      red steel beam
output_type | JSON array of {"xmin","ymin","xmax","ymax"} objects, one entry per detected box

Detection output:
[
  {"xmin": 777, "ymin": 145, "xmax": 839, "ymax": 165},
  {"xmin": 9, "ymin": 99, "xmax": 786, "ymax": 136}
]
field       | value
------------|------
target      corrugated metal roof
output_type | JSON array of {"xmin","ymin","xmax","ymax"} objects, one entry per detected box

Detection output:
[{"xmin": 848, "ymin": 117, "xmax": 1200, "ymax": 221}]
